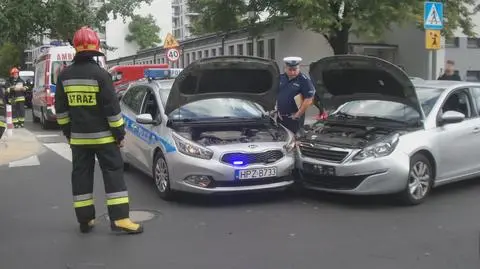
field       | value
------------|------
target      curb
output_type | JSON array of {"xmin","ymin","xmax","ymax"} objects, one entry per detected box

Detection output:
[{"xmin": 0, "ymin": 129, "xmax": 42, "ymax": 166}]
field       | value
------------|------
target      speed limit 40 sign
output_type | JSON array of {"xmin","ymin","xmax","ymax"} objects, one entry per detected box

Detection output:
[{"xmin": 166, "ymin": 48, "xmax": 180, "ymax": 62}]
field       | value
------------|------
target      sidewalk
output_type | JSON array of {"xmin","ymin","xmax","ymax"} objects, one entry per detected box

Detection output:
[{"xmin": 0, "ymin": 128, "xmax": 42, "ymax": 165}]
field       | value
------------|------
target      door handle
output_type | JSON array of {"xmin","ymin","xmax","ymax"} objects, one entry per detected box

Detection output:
[{"xmin": 473, "ymin": 127, "xmax": 480, "ymax": 134}]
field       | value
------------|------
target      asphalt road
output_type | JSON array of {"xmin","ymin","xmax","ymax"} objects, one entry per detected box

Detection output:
[{"xmin": 1, "ymin": 109, "xmax": 480, "ymax": 269}]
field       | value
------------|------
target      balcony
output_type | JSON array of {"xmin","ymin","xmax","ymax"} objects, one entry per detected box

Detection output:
[{"xmin": 172, "ymin": 0, "xmax": 180, "ymax": 6}]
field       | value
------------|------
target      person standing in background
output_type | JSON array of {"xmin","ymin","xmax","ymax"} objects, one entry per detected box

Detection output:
[{"xmin": 438, "ymin": 60, "xmax": 461, "ymax": 81}]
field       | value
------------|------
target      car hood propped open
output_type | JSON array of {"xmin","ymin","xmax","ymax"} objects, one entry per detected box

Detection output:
[
  {"xmin": 164, "ymin": 56, "xmax": 280, "ymax": 115},
  {"xmin": 309, "ymin": 55, "xmax": 424, "ymax": 116}
]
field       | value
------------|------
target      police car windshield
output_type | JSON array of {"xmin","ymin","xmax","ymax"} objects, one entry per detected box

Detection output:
[
  {"xmin": 330, "ymin": 87, "xmax": 444, "ymax": 122},
  {"xmin": 158, "ymin": 84, "xmax": 265, "ymax": 120}
]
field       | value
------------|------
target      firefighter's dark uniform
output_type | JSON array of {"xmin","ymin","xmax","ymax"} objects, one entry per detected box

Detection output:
[
  {"xmin": 5, "ymin": 77, "xmax": 26, "ymax": 128},
  {"xmin": 55, "ymin": 54, "xmax": 143, "ymax": 234}
]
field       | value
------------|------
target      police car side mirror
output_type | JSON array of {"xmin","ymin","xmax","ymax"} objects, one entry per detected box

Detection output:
[{"xmin": 136, "ymin": 114, "xmax": 155, "ymax": 125}]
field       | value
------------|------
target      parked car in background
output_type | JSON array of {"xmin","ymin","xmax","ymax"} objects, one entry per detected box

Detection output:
[
  {"xmin": 120, "ymin": 56, "xmax": 296, "ymax": 200},
  {"xmin": 296, "ymin": 55, "xmax": 480, "ymax": 205}
]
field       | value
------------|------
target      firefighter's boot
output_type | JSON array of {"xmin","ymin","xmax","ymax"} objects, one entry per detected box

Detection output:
[
  {"xmin": 110, "ymin": 218, "xmax": 144, "ymax": 234},
  {"xmin": 79, "ymin": 219, "xmax": 95, "ymax": 233}
]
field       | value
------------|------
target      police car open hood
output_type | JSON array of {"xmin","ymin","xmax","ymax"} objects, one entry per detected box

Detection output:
[
  {"xmin": 164, "ymin": 56, "xmax": 280, "ymax": 115},
  {"xmin": 309, "ymin": 55, "xmax": 423, "ymax": 115}
]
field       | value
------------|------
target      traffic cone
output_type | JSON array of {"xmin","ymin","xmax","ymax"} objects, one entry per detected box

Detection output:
[{"xmin": 6, "ymin": 104, "xmax": 13, "ymax": 137}]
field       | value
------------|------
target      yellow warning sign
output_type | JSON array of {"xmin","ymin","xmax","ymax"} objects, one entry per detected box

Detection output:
[
  {"xmin": 163, "ymin": 33, "xmax": 179, "ymax": 49},
  {"xmin": 425, "ymin": 30, "xmax": 441, "ymax": 50}
]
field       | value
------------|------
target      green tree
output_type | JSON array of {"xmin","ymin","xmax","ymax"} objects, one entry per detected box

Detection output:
[
  {"xmin": 188, "ymin": 0, "xmax": 480, "ymax": 55},
  {"xmin": 125, "ymin": 14, "xmax": 162, "ymax": 50},
  {"xmin": 0, "ymin": 43, "xmax": 21, "ymax": 77}
]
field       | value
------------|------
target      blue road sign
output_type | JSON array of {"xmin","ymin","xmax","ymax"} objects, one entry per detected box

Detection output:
[{"xmin": 424, "ymin": 2, "xmax": 444, "ymax": 30}]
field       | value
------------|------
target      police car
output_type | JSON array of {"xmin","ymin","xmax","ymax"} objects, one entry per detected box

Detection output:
[{"xmin": 120, "ymin": 56, "xmax": 296, "ymax": 200}]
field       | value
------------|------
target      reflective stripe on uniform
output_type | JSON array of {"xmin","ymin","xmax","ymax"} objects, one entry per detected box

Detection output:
[
  {"xmin": 63, "ymin": 79, "xmax": 100, "ymax": 93},
  {"xmin": 73, "ymin": 193, "xmax": 94, "ymax": 208},
  {"xmin": 106, "ymin": 191, "xmax": 129, "ymax": 206},
  {"xmin": 15, "ymin": 97, "xmax": 25, "ymax": 102},
  {"xmin": 70, "ymin": 131, "xmax": 115, "ymax": 145},
  {"xmin": 107, "ymin": 113, "xmax": 124, "ymax": 128},
  {"xmin": 56, "ymin": 111, "xmax": 70, "ymax": 125}
]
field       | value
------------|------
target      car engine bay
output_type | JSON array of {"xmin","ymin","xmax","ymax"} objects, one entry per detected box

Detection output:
[
  {"xmin": 173, "ymin": 123, "xmax": 289, "ymax": 146},
  {"xmin": 299, "ymin": 123, "xmax": 396, "ymax": 148}
]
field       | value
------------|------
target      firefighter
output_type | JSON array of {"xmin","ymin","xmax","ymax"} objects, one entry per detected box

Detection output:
[
  {"xmin": 54, "ymin": 26, "xmax": 143, "ymax": 234},
  {"xmin": 5, "ymin": 68, "xmax": 26, "ymax": 128}
]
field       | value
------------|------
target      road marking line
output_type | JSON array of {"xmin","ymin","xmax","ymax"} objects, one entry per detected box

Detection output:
[
  {"xmin": 43, "ymin": 143, "xmax": 72, "ymax": 162},
  {"xmin": 43, "ymin": 143, "xmax": 99, "ymax": 162},
  {"xmin": 9, "ymin": 155, "xmax": 40, "ymax": 167},
  {"xmin": 36, "ymin": 134, "xmax": 60, "ymax": 138}
]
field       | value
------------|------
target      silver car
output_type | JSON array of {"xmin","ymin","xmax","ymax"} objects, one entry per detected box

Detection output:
[
  {"xmin": 296, "ymin": 55, "xmax": 480, "ymax": 205},
  {"xmin": 120, "ymin": 56, "xmax": 296, "ymax": 200}
]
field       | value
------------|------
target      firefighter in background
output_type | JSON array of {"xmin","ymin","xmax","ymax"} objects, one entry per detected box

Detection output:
[
  {"xmin": 55, "ymin": 26, "xmax": 144, "ymax": 234},
  {"xmin": 5, "ymin": 68, "xmax": 26, "ymax": 128}
]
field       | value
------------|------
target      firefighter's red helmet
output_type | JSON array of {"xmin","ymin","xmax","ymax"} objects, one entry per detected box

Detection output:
[
  {"xmin": 10, "ymin": 67, "xmax": 19, "ymax": 76},
  {"xmin": 72, "ymin": 26, "xmax": 103, "ymax": 55}
]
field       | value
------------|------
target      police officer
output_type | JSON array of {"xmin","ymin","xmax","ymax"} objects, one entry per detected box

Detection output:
[
  {"xmin": 55, "ymin": 26, "xmax": 143, "ymax": 234},
  {"xmin": 5, "ymin": 68, "xmax": 26, "ymax": 128},
  {"xmin": 277, "ymin": 57, "xmax": 316, "ymax": 133}
]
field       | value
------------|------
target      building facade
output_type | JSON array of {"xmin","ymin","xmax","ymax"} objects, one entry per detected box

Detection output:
[
  {"xmin": 106, "ymin": 22, "xmax": 446, "ymax": 80},
  {"xmin": 171, "ymin": 0, "xmax": 196, "ymax": 41}
]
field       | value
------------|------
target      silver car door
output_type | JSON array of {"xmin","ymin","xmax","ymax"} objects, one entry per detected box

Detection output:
[
  {"xmin": 468, "ymin": 87, "xmax": 480, "ymax": 171},
  {"xmin": 434, "ymin": 88, "xmax": 478, "ymax": 180},
  {"xmin": 121, "ymin": 85, "xmax": 148, "ymax": 170},
  {"xmin": 135, "ymin": 87, "xmax": 161, "ymax": 170}
]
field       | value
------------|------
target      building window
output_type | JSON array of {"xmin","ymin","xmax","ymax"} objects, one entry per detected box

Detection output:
[
  {"xmin": 198, "ymin": 51, "xmax": 202, "ymax": 59},
  {"xmin": 247, "ymin": 42, "xmax": 253, "ymax": 56},
  {"xmin": 445, "ymin": 37, "xmax": 460, "ymax": 48},
  {"xmin": 192, "ymin": 52, "xmax": 196, "ymax": 61},
  {"xmin": 228, "ymin": 45, "xmax": 235, "ymax": 55},
  {"xmin": 467, "ymin": 38, "xmax": 480, "ymax": 48},
  {"xmin": 237, "ymin": 44, "xmax": 244, "ymax": 55},
  {"xmin": 204, "ymin": 49, "xmax": 209, "ymax": 58},
  {"xmin": 466, "ymin": 71, "xmax": 480, "ymax": 81},
  {"xmin": 161, "ymin": 58, "xmax": 165, "ymax": 64},
  {"xmin": 211, "ymin": 48, "xmax": 217, "ymax": 56},
  {"xmin": 268, "ymin": 39, "xmax": 275, "ymax": 59},
  {"xmin": 257, "ymin": 40, "xmax": 264, "ymax": 57},
  {"xmin": 186, "ymin": 53, "xmax": 190, "ymax": 64}
]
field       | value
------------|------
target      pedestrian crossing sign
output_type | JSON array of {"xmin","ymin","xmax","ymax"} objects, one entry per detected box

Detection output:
[
  {"xmin": 425, "ymin": 30, "xmax": 441, "ymax": 50},
  {"xmin": 163, "ymin": 33, "xmax": 179, "ymax": 49},
  {"xmin": 424, "ymin": 2, "xmax": 443, "ymax": 30}
]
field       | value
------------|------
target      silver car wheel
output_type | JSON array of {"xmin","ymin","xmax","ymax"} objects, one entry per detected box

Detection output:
[
  {"xmin": 154, "ymin": 158, "xmax": 169, "ymax": 193},
  {"xmin": 408, "ymin": 161, "xmax": 431, "ymax": 200}
]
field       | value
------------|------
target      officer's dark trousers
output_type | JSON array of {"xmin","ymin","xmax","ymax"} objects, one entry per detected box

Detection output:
[
  {"xmin": 279, "ymin": 115, "xmax": 305, "ymax": 134},
  {"xmin": 71, "ymin": 143, "xmax": 130, "ymax": 224},
  {"xmin": 14, "ymin": 100, "xmax": 25, "ymax": 126}
]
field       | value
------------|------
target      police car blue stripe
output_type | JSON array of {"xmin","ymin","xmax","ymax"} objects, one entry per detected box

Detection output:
[{"xmin": 122, "ymin": 115, "xmax": 176, "ymax": 153}]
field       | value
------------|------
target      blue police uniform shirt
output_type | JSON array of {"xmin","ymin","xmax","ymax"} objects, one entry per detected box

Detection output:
[{"xmin": 277, "ymin": 72, "xmax": 316, "ymax": 114}]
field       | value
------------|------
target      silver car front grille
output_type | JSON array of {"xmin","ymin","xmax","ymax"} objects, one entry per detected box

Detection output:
[{"xmin": 299, "ymin": 143, "xmax": 349, "ymax": 163}]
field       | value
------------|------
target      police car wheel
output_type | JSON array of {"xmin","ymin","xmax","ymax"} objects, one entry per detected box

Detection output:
[{"xmin": 153, "ymin": 152, "xmax": 175, "ymax": 200}]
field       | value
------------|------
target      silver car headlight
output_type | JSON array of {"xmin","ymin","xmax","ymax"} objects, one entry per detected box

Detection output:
[
  {"xmin": 352, "ymin": 133, "xmax": 400, "ymax": 161},
  {"xmin": 172, "ymin": 133, "xmax": 213, "ymax": 160}
]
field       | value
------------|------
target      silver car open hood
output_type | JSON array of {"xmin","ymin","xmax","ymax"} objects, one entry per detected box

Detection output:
[
  {"xmin": 164, "ymin": 56, "xmax": 280, "ymax": 115},
  {"xmin": 309, "ymin": 55, "xmax": 423, "ymax": 115}
]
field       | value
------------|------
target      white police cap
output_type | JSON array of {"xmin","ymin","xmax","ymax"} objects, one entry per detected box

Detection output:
[{"xmin": 283, "ymin": 56, "xmax": 302, "ymax": 67}]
